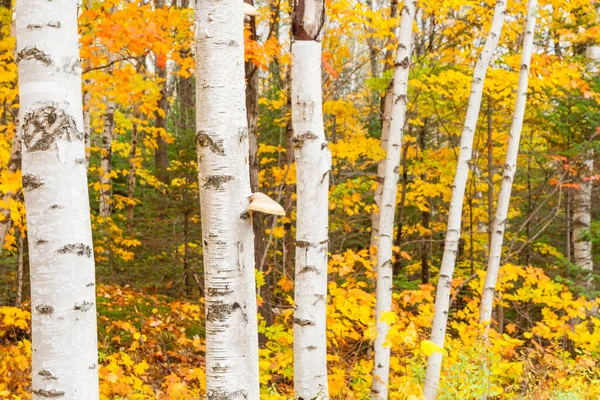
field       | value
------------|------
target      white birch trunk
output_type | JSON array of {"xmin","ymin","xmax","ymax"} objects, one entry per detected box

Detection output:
[
  {"xmin": 99, "ymin": 86, "xmax": 114, "ymax": 218},
  {"xmin": 572, "ymin": 153, "xmax": 594, "ymax": 287},
  {"xmin": 571, "ymin": 45, "xmax": 600, "ymax": 289},
  {"xmin": 16, "ymin": 0, "xmax": 99, "ymax": 398},
  {"xmin": 371, "ymin": 1, "xmax": 416, "ymax": 398},
  {"xmin": 423, "ymin": 1, "xmax": 506, "ymax": 397},
  {"xmin": 195, "ymin": 1, "xmax": 259, "ymax": 398},
  {"xmin": 371, "ymin": 88, "xmax": 393, "ymax": 248},
  {"xmin": 291, "ymin": 0, "xmax": 330, "ymax": 395},
  {"xmin": 480, "ymin": 0, "xmax": 538, "ymax": 332}
]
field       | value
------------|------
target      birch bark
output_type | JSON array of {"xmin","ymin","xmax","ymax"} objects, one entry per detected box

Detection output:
[
  {"xmin": 291, "ymin": 1, "xmax": 330, "ymax": 397},
  {"xmin": 423, "ymin": 1, "xmax": 506, "ymax": 397},
  {"xmin": 571, "ymin": 45, "xmax": 600, "ymax": 289},
  {"xmin": 195, "ymin": 1, "xmax": 259, "ymax": 398},
  {"xmin": 99, "ymin": 91, "xmax": 114, "ymax": 218},
  {"xmin": 16, "ymin": 0, "xmax": 99, "ymax": 397},
  {"xmin": 480, "ymin": 0, "xmax": 538, "ymax": 332},
  {"xmin": 371, "ymin": 2, "xmax": 416, "ymax": 398}
]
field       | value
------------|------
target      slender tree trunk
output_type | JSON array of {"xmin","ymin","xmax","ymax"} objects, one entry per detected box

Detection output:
[
  {"xmin": 195, "ymin": 1, "xmax": 259, "ymax": 397},
  {"xmin": 83, "ymin": 91, "xmax": 91, "ymax": 162},
  {"xmin": 571, "ymin": 45, "xmax": 600, "ymax": 289},
  {"xmin": 371, "ymin": 88, "xmax": 393, "ymax": 248},
  {"xmin": 183, "ymin": 209, "xmax": 191, "ymax": 296},
  {"xmin": 16, "ymin": 0, "xmax": 99, "ymax": 396},
  {"xmin": 99, "ymin": 95, "xmax": 114, "ymax": 218},
  {"xmin": 366, "ymin": 0, "xmax": 380, "ymax": 78},
  {"xmin": 572, "ymin": 152, "xmax": 594, "ymax": 287},
  {"xmin": 127, "ymin": 121, "xmax": 138, "ymax": 228},
  {"xmin": 480, "ymin": 0, "xmax": 537, "ymax": 334},
  {"xmin": 291, "ymin": 1, "xmax": 330, "ymax": 397},
  {"xmin": 244, "ymin": 0, "xmax": 272, "ymax": 329},
  {"xmin": 423, "ymin": 1, "xmax": 506, "ymax": 397},
  {"xmin": 370, "ymin": 0, "xmax": 399, "ymax": 250},
  {"xmin": 0, "ymin": 136, "xmax": 21, "ymax": 253},
  {"xmin": 487, "ymin": 96, "xmax": 494, "ymax": 250},
  {"xmin": 177, "ymin": 0, "xmax": 194, "ymax": 132},
  {"xmin": 371, "ymin": 2, "xmax": 416, "ymax": 398},
  {"xmin": 15, "ymin": 228, "xmax": 24, "ymax": 306},
  {"xmin": 392, "ymin": 140, "xmax": 409, "ymax": 277},
  {"xmin": 154, "ymin": 0, "xmax": 168, "ymax": 184}
]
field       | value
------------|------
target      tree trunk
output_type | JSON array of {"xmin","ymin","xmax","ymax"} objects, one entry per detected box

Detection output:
[
  {"xmin": 244, "ymin": 0, "xmax": 271, "ymax": 329},
  {"xmin": 15, "ymin": 228, "xmax": 24, "ymax": 306},
  {"xmin": 99, "ymin": 94, "xmax": 114, "ymax": 218},
  {"xmin": 154, "ymin": 0, "xmax": 169, "ymax": 184},
  {"xmin": 371, "ymin": 1, "xmax": 416, "ymax": 398},
  {"xmin": 177, "ymin": 0, "xmax": 194, "ymax": 133},
  {"xmin": 480, "ymin": 0, "xmax": 537, "ymax": 332},
  {"xmin": 0, "ymin": 136, "xmax": 21, "ymax": 253},
  {"xmin": 291, "ymin": 1, "xmax": 330, "ymax": 398},
  {"xmin": 371, "ymin": 0, "xmax": 399, "ymax": 250},
  {"xmin": 195, "ymin": 1, "xmax": 259, "ymax": 397},
  {"xmin": 392, "ymin": 140, "xmax": 409, "ymax": 277},
  {"xmin": 572, "ymin": 151, "xmax": 594, "ymax": 287},
  {"xmin": 423, "ymin": 0, "xmax": 506, "ymax": 397},
  {"xmin": 127, "ymin": 121, "xmax": 138, "ymax": 228},
  {"xmin": 16, "ymin": 0, "xmax": 99, "ymax": 396},
  {"xmin": 371, "ymin": 88, "xmax": 393, "ymax": 248},
  {"xmin": 572, "ymin": 45, "xmax": 600, "ymax": 289}
]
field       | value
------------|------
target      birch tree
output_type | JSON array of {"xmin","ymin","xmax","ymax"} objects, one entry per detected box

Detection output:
[
  {"xmin": 423, "ymin": 1, "xmax": 506, "ymax": 397},
  {"xmin": 480, "ymin": 0, "xmax": 538, "ymax": 332},
  {"xmin": 195, "ymin": 1, "xmax": 259, "ymax": 397},
  {"xmin": 571, "ymin": 45, "xmax": 599, "ymax": 289},
  {"xmin": 15, "ymin": 0, "xmax": 99, "ymax": 397},
  {"xmin": 371, "ymin": 2, "xmax": 416, "ymax": 398},
  {"xmin": 98, "ymin": 61, "xmax": 115, "ymax": 218},
  {"xmin": 291, "ymin": 0, "xmax": 331, "ymax": 397}
]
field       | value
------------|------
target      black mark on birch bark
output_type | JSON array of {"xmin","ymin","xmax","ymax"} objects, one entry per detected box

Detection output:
[
  {"xmin": 33, "ymin": 389, "xmax": 65, "ymax": 398},
  {"xmin": 38, "ymin": 370, "xmax": 57, "ymax": 380},
  {"xmin": 22, "ymin": 104, "xmax": 82, "ymax": 152},
  {"xmin": 299, "ymin": 265, "xmax": 319, "ymax": 274},
  {"xmin": 74, "ymin": 300, "xmax": 94, "ymax": 312},
  {"xmin": 206, "ymin": 302, "xmax": 233, "ymax": 322},
  {"xmin": 293, "ymin": 317, "xmax": 315, "ymax": 326},
  {"xmin": 36, "ymin": 304, "xmax": 54, "ymax": 315},
  {"xmin": 292, "ymin": 132, "xmax": 318, "ymax": 148},
  {"xmin": 196, "ymin": 131, "xmax": 224, "ymax": 155},
  {"xmin": 296, "ymin": 240, "xmax": 310, "ymax": 248},
  {"xmin": 15, "ymin": 46, "xmax": 53, "ymax": 66},
  {"xmin": 36, "ymin": 239, "xmax": 48, "ymax": 245},
  {"xmin": 207, "ymin": 287, "xmax": 233, "ymax": 296},
  {"xmin": 207, "ymin": 390, "xmax": 249, "ymax": 400},
  {"xmin": 22, "ymin": 174, "xmax": 43, "ymax": 191},
  {"xmin": 203, "ymin": 175, "xmax": 233, "ymax": 189},
  {"xmin": 57, "ymin": 243, "xmax": 92, "ymax": 258}
]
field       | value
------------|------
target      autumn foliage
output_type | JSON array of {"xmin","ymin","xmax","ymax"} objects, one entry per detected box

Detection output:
[{"xmin": 1, "ymin": 0, "xmax": 600, "ymax": 398}]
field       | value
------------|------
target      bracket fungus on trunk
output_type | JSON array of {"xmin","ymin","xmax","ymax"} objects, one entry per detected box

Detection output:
[
  {"xmin": 247, "ymin": 192, "xmax": 285, "ymax": 216},
  {"xmin": 243, "ymin": 3, "xmax": 257, "ymax": 16}
]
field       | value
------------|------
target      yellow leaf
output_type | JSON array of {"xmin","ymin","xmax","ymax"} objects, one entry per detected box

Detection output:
[{"xmin": 421, "ymin": 340, "xmax": 444, "ymax": 356}]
